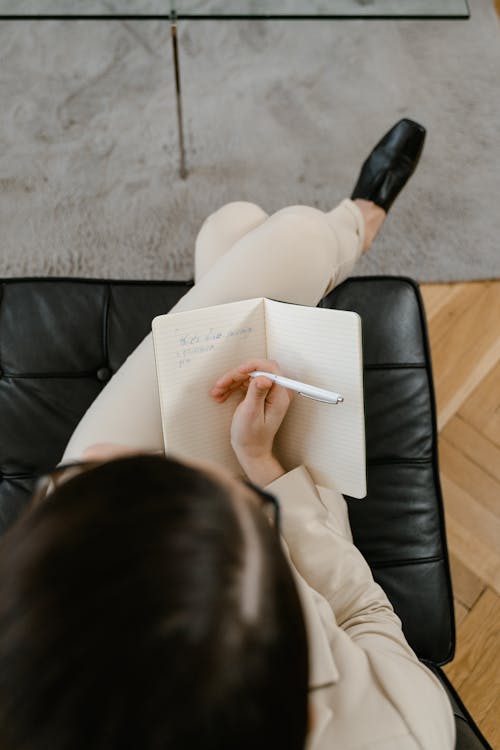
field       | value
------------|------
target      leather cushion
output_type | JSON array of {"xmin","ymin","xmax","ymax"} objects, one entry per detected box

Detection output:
[
  {"xmin": 0, "ymin": 275, "xmax": 454, "ymax": 666},
  {"xmin": 321, "ymin": 277, "xmax": 454, "ymax": 664}
]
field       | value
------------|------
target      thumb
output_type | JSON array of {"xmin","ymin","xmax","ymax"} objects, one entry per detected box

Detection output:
[{"xmin": 249, "ymin": 377, "xmax": 272, "ymax": 404}]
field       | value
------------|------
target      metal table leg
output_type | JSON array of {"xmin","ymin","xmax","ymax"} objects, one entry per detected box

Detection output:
[{"xmin": 170, "ymin": 14, "xmax": 187, "ymax": 179}]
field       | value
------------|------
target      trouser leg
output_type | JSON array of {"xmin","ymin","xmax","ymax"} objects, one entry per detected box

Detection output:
[
  {"xmin": 194, "ymin": 201, "xmax": 269, "ymax": 281},
  {"xmin": 61, "ymin": 199, "xmax": 364, "ymax": 462}
]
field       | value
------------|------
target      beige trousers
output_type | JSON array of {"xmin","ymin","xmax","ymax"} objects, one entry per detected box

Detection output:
[{"xmin": 61, "ymin": 198, "xmax": 364, "ymax": 462}]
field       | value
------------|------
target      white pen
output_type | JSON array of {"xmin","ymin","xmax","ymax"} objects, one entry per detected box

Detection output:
[{"xmin": 248, "ymin": 371, "xmax": 343, "ymax": 405}]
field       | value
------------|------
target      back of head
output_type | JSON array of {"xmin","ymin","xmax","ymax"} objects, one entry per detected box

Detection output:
[{"xmin": 0, "ymin": 455, "xmax": 308, "ymax": 750}]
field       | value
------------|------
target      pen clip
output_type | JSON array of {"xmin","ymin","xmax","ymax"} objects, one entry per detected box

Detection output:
[{"xmin": 298, "ymin": 391, "xmax": 340, "ymax": 405}]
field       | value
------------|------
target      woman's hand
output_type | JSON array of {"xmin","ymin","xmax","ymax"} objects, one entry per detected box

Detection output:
[{"xmin": 209, "ymin": 358, "xmax": 292, "ymax": 484}]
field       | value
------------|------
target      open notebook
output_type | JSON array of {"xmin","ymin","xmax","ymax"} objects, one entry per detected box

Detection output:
[{"xmin": 152, "ymin": 297, "xmax": 366, "ymax": 499}]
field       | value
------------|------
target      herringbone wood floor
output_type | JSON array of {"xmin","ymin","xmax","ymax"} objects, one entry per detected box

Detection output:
[
  {"xmin": 417, "ymin": 11, "xmax": 500, "ymax": 746},
  {"xmin": 419, "ymin": 281, "xmax": 500, "ymax": 747}
]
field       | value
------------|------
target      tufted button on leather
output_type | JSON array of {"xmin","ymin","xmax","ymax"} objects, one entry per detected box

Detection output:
[{"xmin": 96, "ymin": 367, "xmax": 112, "ymax": 382}]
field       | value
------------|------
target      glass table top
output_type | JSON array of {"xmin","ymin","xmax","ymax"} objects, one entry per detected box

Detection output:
[{"xmin": 0, "ymin": 0, "xmax": 470, "ymax": 19}]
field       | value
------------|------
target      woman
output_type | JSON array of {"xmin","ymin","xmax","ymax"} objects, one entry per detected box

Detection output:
[{"xmin": 0, "ymin": 120, "xmax": 456, "ymax": 749}]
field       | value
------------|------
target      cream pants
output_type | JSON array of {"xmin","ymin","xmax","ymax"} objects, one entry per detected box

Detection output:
[{"xmin": 61, "ymin": 198, "xmax": 364, "ymax": 462}]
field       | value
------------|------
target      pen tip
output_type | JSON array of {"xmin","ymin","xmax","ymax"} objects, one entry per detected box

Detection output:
[{"xmin": 337, "ymin": 396, "xmax": 344, "ymax": 403}]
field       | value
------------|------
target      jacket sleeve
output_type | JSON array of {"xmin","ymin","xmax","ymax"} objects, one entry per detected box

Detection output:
[{"xmin": 266, "ymin": 465, "xmax": 455, "ymax": 750}]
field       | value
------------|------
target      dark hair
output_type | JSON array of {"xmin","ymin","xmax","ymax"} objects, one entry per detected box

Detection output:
[{"xmin": 0, "ymin": 455, "xmax": 308, "ymax": 750}]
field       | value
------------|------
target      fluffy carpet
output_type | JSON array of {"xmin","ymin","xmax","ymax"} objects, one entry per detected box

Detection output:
[{"xmin": 0, "ymin": 0, "xmax": 499, "ymax": 282}]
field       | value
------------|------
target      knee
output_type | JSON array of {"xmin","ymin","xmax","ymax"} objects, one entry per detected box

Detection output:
[
  {"xmin": 262, "ymin": 208, "xmax": 327, "ymax": 247},
  {"xmin": 248, "ymin": 210, "xmax": 335, "ymax": 277},
  {"xmin": 195, "ymin": 201, "xmax": 268, "ymax": 255},
  {"xmin": 271, "ymin": 205, "xmax": 325, "ymax": 223},
  {"xmin": 200, "ymin": 201, "xmax": 267, "ymax": 233}
]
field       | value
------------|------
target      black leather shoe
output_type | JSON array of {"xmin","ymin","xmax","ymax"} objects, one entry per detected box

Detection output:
[{"xmin": 351, "ymin": 118, "xmax": 426, "ymax": 212}]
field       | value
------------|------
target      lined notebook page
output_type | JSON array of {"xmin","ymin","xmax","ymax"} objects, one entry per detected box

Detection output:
[
  {"xmin": 265, "ymin": 299, "xmax": 366, "ymax": 498},
  {"xmin": 152, "ymin": 298, "xmax": 266, "ymax": 476}
]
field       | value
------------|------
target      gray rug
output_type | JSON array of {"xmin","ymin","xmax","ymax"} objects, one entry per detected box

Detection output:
[{"xmin": 0, "ymin": 0, "xmax": 499, "ymax": 282}]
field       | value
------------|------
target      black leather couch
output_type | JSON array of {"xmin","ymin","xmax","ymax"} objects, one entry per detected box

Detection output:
[{"xmin": 0, "ymin": 275, "xmax": 492, "ymax": 749}]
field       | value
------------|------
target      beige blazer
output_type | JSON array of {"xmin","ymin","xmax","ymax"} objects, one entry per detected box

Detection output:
[{"xmin": 266, "ymin": 466, "xmax": 456, "ymax": 750}]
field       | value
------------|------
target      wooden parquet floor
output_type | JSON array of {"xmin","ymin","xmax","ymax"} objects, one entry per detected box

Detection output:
[
  {"xmin": 417, "ymin": 10, "xmax": 500, "ymax": 746},
  {"xmin": 420, "ymin": 280, "xmax": 500, "ymax": 747}
]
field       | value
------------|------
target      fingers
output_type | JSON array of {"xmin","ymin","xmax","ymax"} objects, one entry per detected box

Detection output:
[
  {"xmin": 209, "ymin": 359, "xmax": 281, "ymax": 402},
  {"xmin": 248, "ymin": 375, "xmax": 274, "ymax": 403},
  {"xmin": 235, "ymin": 358, "xmax": 282, "ymax": 375},
  {"xmin": 211, "ymin": 375, "xmax": 273, "ymax": 404}
]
